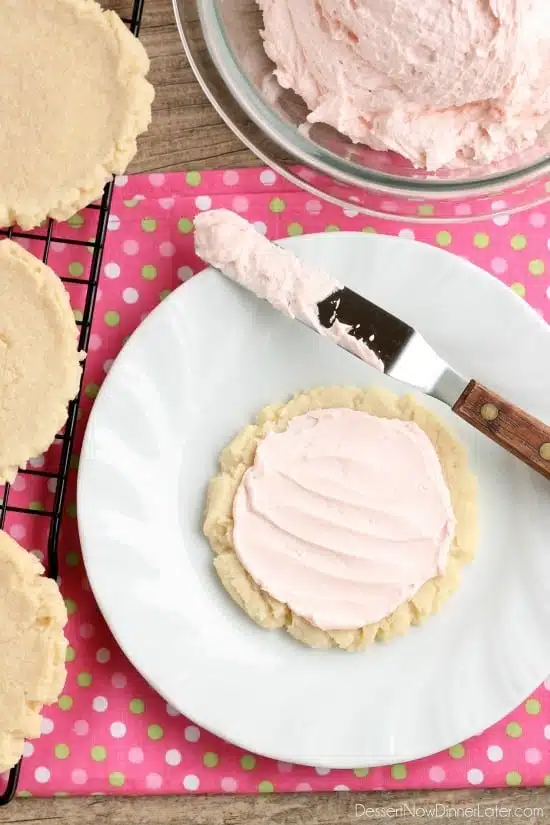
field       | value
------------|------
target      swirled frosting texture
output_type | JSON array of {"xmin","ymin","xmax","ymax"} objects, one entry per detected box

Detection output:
[
  {"xmin": 232, "ymin": 408, "xmax": 456, "ymax": 630},
  {"xmin": 257, "ymin": 0, "xmax": 550, "ymax": 170}
]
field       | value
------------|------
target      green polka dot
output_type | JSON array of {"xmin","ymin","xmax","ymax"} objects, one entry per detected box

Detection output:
[
  {"xmin": 325, "ymin": 224, "xmax": 340, "ymax": 232},
  {"xmin": 544, "ymin": 775, "xmax": 550, "ymax": 787},
  {"xmin": 436, "ymin": 231, "xmax": 452, "ymax": 247},
  {"xmin": 186, "ymin": 171, "xmax": 202, "ymax": 187},
  {"xmin": 58, "ymin": 695, "xmax": 73, "ymax": 711},
  {"xmin": 449, "ymin": 744, "xmax": 465, "ymax": 759},
  {"xmin": 130, "ymin": 699, "xmax": 145, "ymax": 714},
  {"xmin": 287, "ymin": 222, "xmax": 303, "ymax": 236},
  {"xmin": 178, "ymin": 218, "xmax": 194, "ymax": 234},
  {"xmin": 353, "ymin": 768, "xmax": 369, "ymax": 777},
  {"xmin": 66, "ymin": 552, "xmax": 80, "ymax": 568},
  {"xmin": 258, "ymin": 781, "xmax": 274, "ymax": 793},
  {"xmin": 525, "ymin": 698, "xmax": 541, "ymax": 715},
  {"xmin": 505, "ymin": 771, "xmax": 522, "ymax": 786},
  {"xmin": 109, "ymin": 772, "xmax": 125, "ymax": 788},
  {"xmin": 67, "ymin": 503, "xmax": 77, "ymax": 519},
  {"xmin": 510, "ymin": 282, "xmax": 526, "ymax": 298},
  {"xmin": 141, "ymin": 265, "xmax": 157, "ymax": 280},
  {"xmin": 68, "ymin": 262, "xmax": 84, "ymax": 277},
  {"xmin": 203, "ymin": 751, "xmax": 219, "ymax": 768},
  {"xmin": 29, "ymin": 501, "xmax": 44, "ymax": 512},
  {"xmin": 528, "ymin": 259, "xmax": 545, "ymax": 276},
  {"xmin": 511, "ymin": 234, "xmax": 527, "ymax": 250},
  {"xmin": 65, "ymin": 646, "xmax": 76, "ymax": 663},
  {"xmin": 362, "ymin": 226, "xmax": 377, "ymax": 234},
  {"xmin": 68, "ymin": 213, "xmax": 84, "ymax": 228},
  {"xmin": 91, "ymin": 746, "xmax": 107, "ymax": 762},
  {"xmin": 18, "ymin": 791, "xmax": 32, "ymax": 798},
  {"xmin": 54, "ymin": 793, "xmax": 69, "ymax": 798},
  {"xmin": 124, "ymin": 199, "xmax": 139, "ymax": 208},
  {"xmin": 55, "ymin": 744, "xmax": 70, "ymax": 760},
  {"xmin": 73, "ymin": 309, "xmax": 83, "ymax": 323},
  {"xmin": 148, "ymin": 725, "xmax": 163, "ymax": 741},
  {"xmin": 159, "ymin": 289, "xmax": 171, "ymax": 302},
  {"xmin": 104, "ymin": 310, "xmax": 120, "ymax": 327},
  {"xmin": 506, "ymin": 722, "xmax": 522, "ymax": 738},
  {"xmin": 77, "ymin": 672, "xmax": 92, "ymax": 688},
  {"xmin": 240, "ymin": 754, "xmax": 256, "ymax": 770},
  {"xmin": 473, "ymin": 232, "xmax": 490, "ymax": 249},
  {"xmin": 141, "ymin": 218, "xmax": 157, "ymax": 233},
  {"xmin": 70, "ymin": 454, "xmax": 80, "ymax": 471},
  {"xmin": 418, "ymin": 204, "xmax": 435, "ymax": 217},
  {"xmin": 65, "ymin": 599, "xmax": 77, "ymax": 616},
  {"xmin": 85, "ymin": 383, "xmax": 99, "ymax": 399},
  {"xmin": 391, "ymin": 764, "xmax": 407, "ymax": 780},
  {"xmin": 269, "ymin": 197, "xmax": 286, "ymax": 213}
]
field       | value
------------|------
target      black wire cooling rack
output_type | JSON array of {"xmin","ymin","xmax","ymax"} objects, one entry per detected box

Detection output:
[{"xmin": 0, "ymin": 0, "xmax": 146, "ymax": 805}]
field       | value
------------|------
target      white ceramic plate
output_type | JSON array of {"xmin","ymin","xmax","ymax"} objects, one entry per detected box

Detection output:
[{"xmin": 78, "ymin": 233, "xmax": 550, "ymax": 768}]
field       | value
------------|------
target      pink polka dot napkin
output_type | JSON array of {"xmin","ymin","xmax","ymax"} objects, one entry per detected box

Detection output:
[{"xmin": 8, "ymin": 169, "xmax": 550, "ymax": 797}]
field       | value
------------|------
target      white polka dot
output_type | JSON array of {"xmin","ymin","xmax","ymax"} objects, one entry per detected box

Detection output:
[
  {"xmin": 110, "ymin": 722, "xmax": 126, "ymax": 739},
  {"xmin": 525, "ymin": 747, "xmax": 542, "ymax": 764},
  {"xmin": 306, "ymin": 199, "xmax": 323, "ymax": 215},
  {"xmin": 71, "ymin": 769, "xmax": 88, "ymax": 785},
  {"xmin": 165, "ymin": 749, "xmax": 182, "ymax": 766},
  {"xmin": 343, "ymin": 208, "xmax": 359, "ymax": 218},
  {"xmin": 334, "ymin": 784, "xmax": 350, "ymax": 791},
  {"xmin": 398, "ymin": 228, "xmax": 415, "ymax": 240},
  {"xmin": 159, "ymin": 197, "xmax": 175, "ymax": 210},
  {"xmin": 195, "ymin": 195, "xmax": 212, "ymax": 211},
  {"xmin": 9, "ymin": 524, "xmax": 26, "ymax": 541},
  {"xmin": 159, "ymin": 241, "xmax": 176, "ymax": 257},
  {"xmin": 260, "ymin": 169, "xmax": 276, "ymax": 185},
  {"xmin": 467, "ymin": 768, "xmax": 484, "ymax": 785},
  {"xmin": 96, "ymin": 648, "xmax": 111, "ymax": 664},
  {"xmin": 35, "ymin": 767, "xmax": 51, "ymax": 784},
  {"xmin": 73, "ymin": 720, "xmax": 89, "ymax": 736},
  {"xmin": 128, "ymin": 747, "xmax": 144, "ymax": 764},
  {"xmin": 92, "ymin": 696, "xmax": 108, "ymax": 712},
  {"xmin": 146, "ymin": 773, "xmax": 163, "ymax": 791},
  {"xmin": 166, "ymin": 703, "xmax": 180, "ymax": 717},
  {"xmin": 277, "ymin": 761, "xmax": 293, "ymax": 773},
  {"xmin": 123, "ymin": 239, "xmax": 140, "ymax": 256},
  {"xmin": 177, "ymin": 266, "xmax": 193, "ymax": 281},
  {"xmin": 493, "ymin": 214, "xmax": 510, "ymax": 227},
  {"xmin": 134, "ymin": 194, "xmax": 145, "ymax": 202},
  {"xmin": 88, "ymin": 334, "xmax": 102, "ymax": 354},
  {"xmin": 232, "ymin": 196, "xmax": 249, "ymax": 213},
  {"xmin": 491, "ymin": 200, "xmax": 507, "ymax": 211},
  {"xmin": 11, "ymin": 475, "xmax": 26, "ymax": 492},
  {"xmin": 103, "ymin": 360, "xmax": 113, "ymax": 374},
  {"xmin": 491, "ymin": 257, "xmax": 508, "ymax": 275},
  {"xmin": 545, "ymin": 286, "xmax": 550, "ymax": 301},
  {"xmin": 41, "ymin": 717, "xmax": 54, "ymax": 735},
  {"xmin": 122, "ymin": 287, "xmax": 139, "ymax": 304},
  {"xmin": 487, "ymin": 745, "xmax": 503, "ymax": 762},
  {"xmin": 23, "ymin": 741, "xmax": 34, "ymax": 758},
  {"xmin": 544, "ymin": 724, "xmax": 550, "ymax": 740},
  {"xmin": 47, "ymin": 478, "xmax": 57, "ymax": 493},
  {"xmin": 29, "ymin": 455, "xmax": 45, "ymax": 468},
  {"xmin": 184, "ymin": 725, "xmax": 200, "ymax": 742},
  {"xmin": 79, "ymin": 623, "xmax": 95, "ymax": 639},
  {"xmin": 454, "ymin": 203, "xmax": 472, "ymax": 217},
  {"xmin": 104, "ymin": 262, "xmax": 120, "ymax": 279},
  {"xmin": 112, "ymin": 673, "xmax": 127, "ymax": 689},
  {"xmin": 315, "ymin": 767, "xmax": 331, "ymax": 775},
  {"xmin": 253, "ymin": 221, "xmax": 267, "ymax": 235},
  {"xmin": 428, "ymin": 766, "xmax": 446, "ymax": 782},
  {"xmin": 529, "ymin": 212, "xmax": 546, "ymax": 228},
  {"xmin": 183, "ymin": 774, "xmax": 200, "ymax": 791},
  {"xmin": 221, "ymin": 776, "xmax": 238, "ymax": 792},
  {"xmin": 296, "ymin": 782, "xmax": 312, "ymax": 791},
  {"xmin": 115, "ymin": 176, "xmax": 128, "ymax": 188},
  {"xmin": 108, "ymin": 214, "xmax": 121, "ymax": 231},
  {"xmin": 381, "ymin": 200, "xmax": 398, "ymax": 213},
  {"xmin": 149, "ymin": 173, "xmax": 166, "ymax": 187},
  {"xmin": 223, "ymin": 170, "xmax": 240, "ymax": 186},
  {"xmin": 51, "ymin": 242, "xmax": 67, "ymax": 253}
]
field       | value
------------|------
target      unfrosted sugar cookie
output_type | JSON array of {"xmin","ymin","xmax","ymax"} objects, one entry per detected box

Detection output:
[
  {"xmin": 204, "ymin": 386, "xmax": 478, "ymax": 651},
  {"xmin": 0, "ymin": 0, "xmax": 154, "ymax": 229},
  {"xmin": 0, "ymin": 241, "xmax": 83, "ymax": 483},
  {"xmin": 0, "ymin": 530, "xmax": 68, "ymax": 773}
]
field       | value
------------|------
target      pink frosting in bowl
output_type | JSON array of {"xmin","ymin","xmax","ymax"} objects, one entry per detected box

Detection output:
[{"xmin": 233, "ymin": 408, "xmax": 456, "ymax": 631}]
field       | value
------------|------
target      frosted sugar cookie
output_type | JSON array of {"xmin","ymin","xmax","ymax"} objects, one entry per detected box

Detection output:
[
  {"xmin": 204, "ymin": 386, "xmax": 478, "ymax": 650},
  {"xmin": 0, "ymin": 530, "xmax": 68, "ymax": 773},
  {"xmin": 0, "ymin": 241, "xmax": 82, "ymax": 483},
  {"xmin": 0, "ymin": 0, "xmax": 154, "ymax": 229}
]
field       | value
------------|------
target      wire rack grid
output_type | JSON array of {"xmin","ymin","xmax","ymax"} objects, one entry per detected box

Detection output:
[{"xmin": 0, "ymin": 0, "xmax": 145, "ymax": 805}]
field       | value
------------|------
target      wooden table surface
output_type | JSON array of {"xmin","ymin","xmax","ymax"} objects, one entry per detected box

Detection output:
[{"xmin": 2, "ymin": 1, "xmax": 547, "ymax": 823}]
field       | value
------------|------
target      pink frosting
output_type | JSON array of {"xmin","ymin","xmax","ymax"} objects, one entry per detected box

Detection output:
[
  {"xmin": 233, "ymin": 408, "xmax": 456, "ymax": 631},
  {"xmin": 194, "ymin": 209, "xmax": 384, "ymax": 370},
  {"xmin": 258, "ymin": 0, "xmax": 550, "ymax": 171}
]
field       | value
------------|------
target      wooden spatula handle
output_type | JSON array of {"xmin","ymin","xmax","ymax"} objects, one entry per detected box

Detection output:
[{"xmin": 453, "ymin": 381, "xmax": 550, "ymax": 480}]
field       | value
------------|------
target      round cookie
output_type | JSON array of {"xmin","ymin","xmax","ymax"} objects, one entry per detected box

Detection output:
[
  {"xmin": 0, "ymin": 0, "xmax": 154, "ymax": 230},
  {"xmin": 204, "ymin": 386, "xmax": 478, "ymax": 651},
  {"xmin": 0, "ymin": 530, "xmax": 68, "ymax": 773},
  {"xmin": 0, "ymin": 240, "xmax": 83, "ymax": 483}
]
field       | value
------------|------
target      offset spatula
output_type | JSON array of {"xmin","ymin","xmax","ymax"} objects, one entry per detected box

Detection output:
[{"xmin": 316, "ymin": 286, "xmax": 550, "ymax": 480}]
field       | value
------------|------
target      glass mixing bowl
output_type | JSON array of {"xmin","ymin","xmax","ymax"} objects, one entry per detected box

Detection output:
[{"xmin": 173, "ymin": 0, "xmax": 550, "ymax": 222}]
